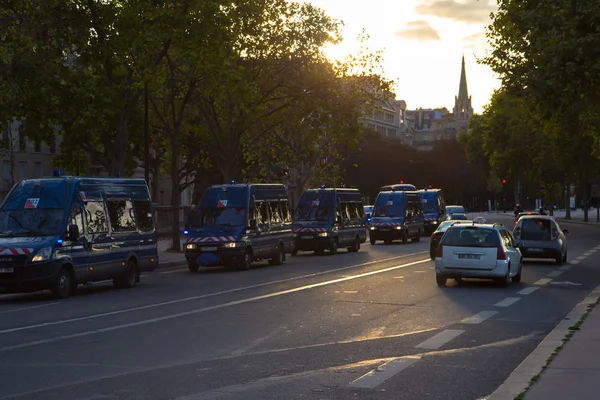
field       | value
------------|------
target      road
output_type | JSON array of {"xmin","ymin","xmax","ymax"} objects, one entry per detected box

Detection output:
[{"xmin": 1, "ymin": 214, "xmax": 599, "ymax": 400}]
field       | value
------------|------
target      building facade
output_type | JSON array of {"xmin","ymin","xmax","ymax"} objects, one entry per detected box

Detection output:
[
  {"xmin": 452, "ymin": 55, "xmax": 474, "ymax": 131},
  {"xmin": 359, "ymin": 98, "xmax": 407, "ymax": 140}
]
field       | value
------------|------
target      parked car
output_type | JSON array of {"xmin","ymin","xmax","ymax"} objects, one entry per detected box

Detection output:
[
  {"xmin": 429, "ymin": 220, "xmax": 472, "ymax": 259},
  {"xmin": 434, "ymin": 223, "xmax": 523, "ymax": 287},
  {"xmin": 513, "ymin": 215, "xmax": 568, "ymax": 264}
]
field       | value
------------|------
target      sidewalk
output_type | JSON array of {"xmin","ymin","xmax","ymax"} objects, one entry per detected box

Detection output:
[
  {"xmin": 157, "ymin": 235, "xmax": 186, "ymax": 268},
  {"xmin": 521, "ymin": 295, "xmax": 600, "ymax": 400},
  {"xmin": 481, "ymin": 210, "xmax": 600, "ymax": 226}
]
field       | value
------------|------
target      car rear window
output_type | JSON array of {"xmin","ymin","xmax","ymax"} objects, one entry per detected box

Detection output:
[
  {"xmin": 441, "ymin": 227, "xmax": 501, "ymax": 247},
  {"xmin": 521, "ymin": 219, "xmax": 552, "ymax": 240}
]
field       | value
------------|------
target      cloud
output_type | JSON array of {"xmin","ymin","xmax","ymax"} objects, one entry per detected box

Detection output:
[
  {"xmin": 395, "ymin": 20, "xmax": 441, "ymax": 41},
  {"xmin": 462, "ymin": 32, "xmax": 486, "ymax": 48},
  {"xmin": 415, "ymin": 0, "xmax": 497, "ymax": 24}
]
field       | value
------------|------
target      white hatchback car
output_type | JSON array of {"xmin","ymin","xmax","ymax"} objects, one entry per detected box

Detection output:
[{"xmin": 434, "ymin": 222, "xmax": 523, "ymax": 287}]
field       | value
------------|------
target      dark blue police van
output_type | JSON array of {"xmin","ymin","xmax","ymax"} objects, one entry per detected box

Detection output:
[
  {"xmin": 184, "ymin": 183, "xmax": 294, "ymax": 271},
  {"xmin": 292, "ymin": 187, "xmax": 367, "ymax": 254},
  {"xmin": 419, "ymin": 188, "xmax": 446, "ymax": 233},
  {"xmin": 369, "ymin": 190, "xmax": 424, "ymax": 244},
  {"xmin": 0, "ymin": 176, "xmax": 158, "ymax": 298}
]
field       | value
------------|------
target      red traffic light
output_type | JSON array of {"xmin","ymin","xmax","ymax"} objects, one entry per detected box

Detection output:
[
  {"xmin": 502, "ymin": 179, "xmax": 506, "ymax": 184},
  {"xmin": 400, "ymin": 180, "xmax": 404, "ymax": 184}
]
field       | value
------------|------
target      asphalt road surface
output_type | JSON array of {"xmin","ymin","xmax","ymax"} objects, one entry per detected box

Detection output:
[{"xmin": 1, "ymin": 214, "xmax": 599, "ymax": 400}]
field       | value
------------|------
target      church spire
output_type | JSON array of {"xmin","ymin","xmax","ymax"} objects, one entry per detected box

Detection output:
[{"xmin": 458, "ymin": 54, "xmax": 469, "ymax": 101}]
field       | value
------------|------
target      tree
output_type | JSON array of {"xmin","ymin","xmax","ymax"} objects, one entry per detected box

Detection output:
[{"xmin": 483, "ymin": 0, "xmax": 600, "ymax": 220}]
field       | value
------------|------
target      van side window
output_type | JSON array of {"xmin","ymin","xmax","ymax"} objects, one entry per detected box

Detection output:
[
  {"xmin": 268, "ymin": 201, "xmax": 282, "ymax": 224},
  {"xmin": 281, "ymin": 200, "xmax": 291, "ymax": 223},
  {"xmin": 106, "ymin": 200, "xmax": 136, "ymax": 232},
  {"xmin": 255, "ymin": 201, "xmax": 270, "ymax": 227},
  {"xmin": 134, "ymin": 200, "xmax": 155, "ymax": 231},
  {"xmin": 85, "ymin": 201, "xmax": 108, "ymax": 234},
  {"xmin": 341, "ymin": 203, "xmax": 351, "ymax": 220},
  {"xmin": 406, "ymin": 202, "xmax": 414, "ymax": 218},
  {"xmin": 68, "ymin": 206, "xmax": 85, "ymax": 239}
]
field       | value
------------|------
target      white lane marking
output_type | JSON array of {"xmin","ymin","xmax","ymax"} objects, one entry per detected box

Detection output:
[
  {"xmin": 548, "ymin": 271, "xmax": 564, "ymax": 278},
  {"xmin": 494, "ymin": 297, "xmax": 521, "ymax": 308},
  {"xmin": 534, "ymin": 278, "xmax": 552, "ymax": 286},
  {"xmin": 230, "ymin": 327, "xmax": 285, "ymax": 356},
  {"xmin": 583, "ymin": 252, "xmax": 593, "ymax": 256},
  {"xmin": 0, "ymin": 259, "xmax": 431, "ymax": 351},
  {"xmin": 0, "ymin": 253, "xmax": 427, "ymax": 336},
  {"xmin": 460, "ymin": 310, "xmax": 498, "ymax": 324},
  {"xmin": 517, "ymin": 287, "xmax": 539, "ymax": 295},
  {"xmin": 559, "ymin": 265, "xmax": 572, "ymax": 271},
  {"xmin": 0, "ymin": 302, "xmax": 60, "ymax": 315},
  {"xmin": 160, "ymin": 268, "xmax": 188, "ymax": 274},
  {"xmin": 415, "ymin": 329, "xmax": 465, "ymax": 350},
  {"xmin": 575, "ymin": 256, "xmax": 586, "ymax": 261},
  {"xmin": 569, "ymin": 260, "xmax": 580, "ymax": 265},
  {"xmin": 349, "ymin": 356, "xmax": 421, "ymax": 388}
]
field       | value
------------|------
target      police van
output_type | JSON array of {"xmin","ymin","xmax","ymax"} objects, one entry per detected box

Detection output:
[
  {"xmin": 184, "ymin": 183, "xmax": 294, "ymax": 271},
  {"xmin": 0, "ymin": 175, "xmax": 158, "ymax": 298},
  {"xmin": 369, "ymin": 190, "xmax": 424, "ymax": 244},
  {"xmin": 292, "ymin": 187, "xmax": 367, "ymax": 254}
]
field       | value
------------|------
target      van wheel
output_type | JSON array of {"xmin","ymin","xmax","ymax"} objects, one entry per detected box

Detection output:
[
  {"xmin": 330, "ymin": 239, "xmax": 338, "ymax": 254},
  {"xmin": 291, "ymin": 245, "xmax": 298, "ymax": 256},
  {"xmin": 269, "ymin": 245, "xmax": 285, "ymax": 265},
  {"xmin": 414, "ymin": 232, "xmax": 420, "ymax": 242},
  {"xmin": 188, "ymin": 262, "xmax": 199, "ymax": 273},
  {"xmin": 240, "ymin": 249, "xmax": 253, "ymax": 270},
  {"xmin": 115, "ymin": 259, "xmax": 138, "ymax": 289},
  {"xmin": 348, "ymin": 238, "xmax": 360, "ymax": 252},
  {"xmin": 51, "ymin": 269, "xmax": 74, "ymax": 299},
  {"xmin": 370, "ymin": 237, "xmax": 376, "ymax": 245},
  {"xmin": 402, "ymin": 233, "xmax": 408, "ymax": 244}
]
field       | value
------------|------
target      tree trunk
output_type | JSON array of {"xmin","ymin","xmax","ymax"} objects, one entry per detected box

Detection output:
[
  {"xmin": 171, "ymin": 128, "xmax": 181, "ymax": 251},
  {"xmin": 583, "ymin": 172, "xmax": 589, "ymax": 222},
  {"xmin": 565, "ymin": 183, "xmax": 571, "ymax": 219}
]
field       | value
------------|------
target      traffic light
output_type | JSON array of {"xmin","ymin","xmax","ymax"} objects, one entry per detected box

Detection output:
[
  {"xmin": 502, "ymin": 179, "xmax": 507, "ymax": 184},
  {"xmin": 400, "ymin": 180, "xmax": 404, "ymax": 184}
]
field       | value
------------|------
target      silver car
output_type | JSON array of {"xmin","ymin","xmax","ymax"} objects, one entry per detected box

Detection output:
[
  {"xmin": 434, "ymin": 223, "xmax": 523, "ymax": 287},
  {"xmin": 513, "ymin": 215, "xmax": 569, "ymax": 264}
]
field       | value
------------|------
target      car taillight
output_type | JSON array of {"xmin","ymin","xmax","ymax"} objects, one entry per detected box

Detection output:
[
  {"xmin": 552, "ymin": 227, "xmax": 558, "ymax": 239},
  {"xmin": 514, "ymin": 227, "xmax": 521, "ymax": 238},
  {"xmin": 436, "ymin": 244, "xmax": 444, "ymax": 258},
  {"xmin": 497, "ymin": 246, "xmax": 507, "ymax": 260}
]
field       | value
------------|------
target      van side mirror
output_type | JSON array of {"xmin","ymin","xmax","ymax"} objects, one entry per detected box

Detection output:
[
  {"xmin": 67, "ymin": 224, "xmax": 80, "ymax": 241},
  {"xmin": 563, "ymin": 229, "xmax": 569, "ymax": 234},
  {"xmin": 249, "ymin": 219, "xmax": 257, "ymax": 230}
]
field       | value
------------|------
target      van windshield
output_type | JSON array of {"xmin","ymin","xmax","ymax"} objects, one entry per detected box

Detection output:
[
  {"xmin": 0, "ymin": 209, "xmax": 65, "ymax": 237},
  {"xmin": 295, "ymin": 205, "xmax": 334, "ymax": 221},
  {"xmin": 199, "ymin": 207, "xmax": 246, "ymax": 227},
  {"xmin": 373, "ymin": 204, "xmax": 406, "ymax": 217}
]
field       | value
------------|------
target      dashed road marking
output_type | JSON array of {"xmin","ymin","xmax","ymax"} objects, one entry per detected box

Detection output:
[
  {"xmin": 460, "ymin": 310, "xmax": 498, "ymax": 324},
  {"xmin": 559, "ymin": 265, "xmax": 572, "ymax": 271},
  {"xmin": 494, "ymin": 297, "xmax": 521, "ymax": 308},
  {"xmin": 415, "ymin": 329, "xmax": 465, "ymax": 350},
  {"xmin": 548, "ymin": 271, "xmax": 564, "ymax": 278},
  {"xmin": 517, "ymin": 287, "xmax": 539, "ymax": 295},
  {"xmin": 534, "ymin": 278, "xmax": 552, "ymax": 286},
  {"xmin": 569, "ymin": 260, "xmax": 580, "ymax": 265},
  {"xmin": 349, "ymin": 356, "xmax": 421, "ymax": 389}
]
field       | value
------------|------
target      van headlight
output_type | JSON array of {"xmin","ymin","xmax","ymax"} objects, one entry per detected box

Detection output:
[
  {"xmin": 395, "ymin": 226, "xmax": 402, "ymax": 230},
  {"xmin": 223, "ymin": 242, "xmax": 245, "ymax": 248},
  {"xmin": 185, "ymin": 243, "xmax": 197, "ymax": 250},
  {"xmin": 318, "ymin": 232, "xmax": 329, "ymax": 237},
  {"xmin": 32, "ymin": 246, "xmax": 54, "ymax": 262}
]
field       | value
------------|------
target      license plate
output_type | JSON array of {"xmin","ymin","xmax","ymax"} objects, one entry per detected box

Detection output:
[
  {"xmin": 201, "ymin": 247, "xmax": 218, "ymax": 252},
  {"xmin": 528, "ymin": 248, "xmax": 543, "ymax": 252},
  {"xmin": 380, "ymin": 228, "xmax": 389, "ymax": 231},
  {"xmin": 458, "ymin": 254, "xmax": 480, "ymax": 260},
  {"xmin": 0, "ymin": 267, "xmax": 14, "ymax": 273}
]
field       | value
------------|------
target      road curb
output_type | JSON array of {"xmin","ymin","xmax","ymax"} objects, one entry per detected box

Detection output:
[
  {"xmin": 485, "ymin": 284, "xmax": 600, "ymax": 400},
  {"xmin": 555, "ymin": 218, "xmax": 600, "ymax": 227}
]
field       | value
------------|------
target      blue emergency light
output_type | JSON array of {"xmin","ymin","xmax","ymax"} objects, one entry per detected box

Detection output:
[
  {"xmin": 230, "ymin": 180, "xmax": 236, "ymax": 184},
  {"xmin": 183, "ymin": 230, "xmax": 189, "ymax": 236},
  {"xmin": 320, "ymin": 184, "xmax": 326, "ymax": 189},
  {"xmin": 52, "ymin": 170, "xmax": 61, "ymax": 177}
]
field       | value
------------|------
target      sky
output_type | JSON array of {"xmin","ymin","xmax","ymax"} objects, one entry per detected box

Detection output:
[{"xmin": 302, "ymin": 0, "xmax": 500, "ymax": 114}]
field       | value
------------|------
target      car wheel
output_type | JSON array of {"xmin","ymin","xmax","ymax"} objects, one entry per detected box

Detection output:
[
  {"xmin": 436, "ymin": 274, "xmax": 447, "ymax": 286},
  {"xmin": 562, "ymin": 251, "xmax": 567, "ymax": 262},
  {"xmin": 500, "ymin": 269, "xmax": 511, "ymax": 287},
  {"xmin": 512, "ymin": 265, "xmax": 522, "ymax": 283},
  {"xmin": 555, "ymin": 254, "xmax": 563, "ymax": 265},
  {"xmin": 430, "ymin": 249, "xmax": 436, "ymax": 260}
]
